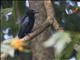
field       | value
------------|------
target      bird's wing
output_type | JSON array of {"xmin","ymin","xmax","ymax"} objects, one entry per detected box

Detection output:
[{"xmin": 20, "ymin": 15, "xmax": 29, "ymax": 25}]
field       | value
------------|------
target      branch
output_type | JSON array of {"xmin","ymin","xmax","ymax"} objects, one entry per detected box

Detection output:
[
  {"xmin": 21, "ymin": 0, "xmax": 64, "ymax": 41},
  {"xmin": 21, "ymin": 18, "xmax": 50, "ymax": 41},
  {"xmin": 0, "ymin": 18, "xmax": 51, "ymax": 59},
  {"xmin": 0, "ymin": 0, "xmax": 63, "ymax": 59},
  {"xmin": 44, "ymin": 0, "xmax": 63, "ymax": 31}
]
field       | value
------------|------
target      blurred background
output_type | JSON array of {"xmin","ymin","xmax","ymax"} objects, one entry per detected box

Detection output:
[{"xmin": 0, "ymin": 0, "xmax": 80, "ymax": 60}]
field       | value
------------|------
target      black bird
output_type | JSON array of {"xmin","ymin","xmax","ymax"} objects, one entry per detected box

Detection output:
[
  {"xmin": 15, "ymin": 7, "xmax": 36, "ymax": 57},
  {"xmin": 18, "ymin": 7, "xmax": 36, "ymax": 38}
]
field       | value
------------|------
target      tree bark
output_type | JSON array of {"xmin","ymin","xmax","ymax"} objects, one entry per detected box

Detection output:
[
  {"xmin": 44, "ymin": 0, "xmax": 60, "ymax": 30},
  {"xmin": 29, "ymin": 1, "xmax": 54, "ymax": 60},
  {"xmin": 1, "ymin": 0, "xmax": 62, "ymax": 60}
]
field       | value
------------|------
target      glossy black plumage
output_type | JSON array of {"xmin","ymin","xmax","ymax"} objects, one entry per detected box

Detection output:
[
  {"xmin": 15, "ymin": 7, "xmax": 36, "ymax": 56},
  {"xmin": 18, "ymin": 7, "xmax": 35, "ymax": 38}
]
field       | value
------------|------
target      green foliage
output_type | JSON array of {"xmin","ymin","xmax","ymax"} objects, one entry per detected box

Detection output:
[
  {"xmin": 1, "ymin": 8, "xmax": 13, "ymax": 15},
  {"xmin": 13, "ymin": 0, "xmax": 26, "ymax": 17},
  {"xmin": 1, "ymin": 0, "xmax": 12, "ymax": 8},
  {"xmin": 1, "ymin": 8, "xmax": 18, "ymax": 37},
  {"xmin": 77, "ymin": 51, "xmax": 80, "ymax": 60},
  {"xmin": 1, "ymin": 1, "xmax": 32, "ymax": 60},
  {"xmin": 60, "ymin": 32, "xmax": 80, "ymax": 60},
  {"xmin": 53, "ymin": 2, "xmax": 80, "ymax": 32},
  {"xmin": 52, "ymin": 4, "xmax": 80, "ymax": 60}
]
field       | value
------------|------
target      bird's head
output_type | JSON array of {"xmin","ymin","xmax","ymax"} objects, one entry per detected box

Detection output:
[{"xmin": 26, "ymin": 7, "xmax": 38, "ymax": 16}]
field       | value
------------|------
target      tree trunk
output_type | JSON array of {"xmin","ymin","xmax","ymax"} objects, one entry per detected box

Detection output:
[{"xmin": 29, "ymin": 1, "xmax": 54, "ymax": 60}]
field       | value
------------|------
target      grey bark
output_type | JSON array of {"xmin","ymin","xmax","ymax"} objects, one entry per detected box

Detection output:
[{"xmin": 29, "ymin": 1, "xmax": 54, "ymax": 60}]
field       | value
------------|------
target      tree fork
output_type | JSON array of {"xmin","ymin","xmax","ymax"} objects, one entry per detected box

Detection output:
[{"xmin": 44, "ymin": 0, "xmax": 63, "ymax": 31}]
